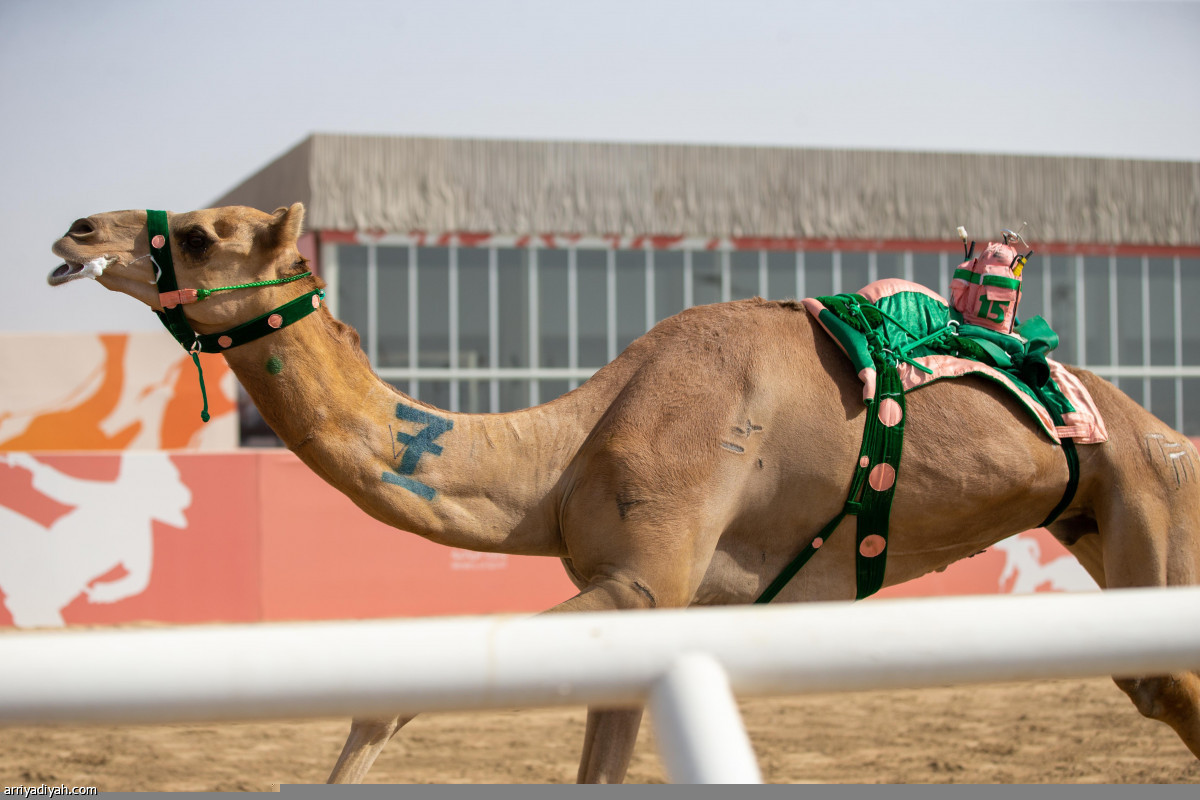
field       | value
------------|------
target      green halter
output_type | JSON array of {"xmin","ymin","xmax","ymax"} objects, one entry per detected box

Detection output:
[{"xmin": 147, "ymin": 209, "xmax": 324, "ymax": 422}]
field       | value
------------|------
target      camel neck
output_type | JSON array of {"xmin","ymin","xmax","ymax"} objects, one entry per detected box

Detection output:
[{"xmin": 221, "ymin": 306, "xmax": 628, "ymax": 555}]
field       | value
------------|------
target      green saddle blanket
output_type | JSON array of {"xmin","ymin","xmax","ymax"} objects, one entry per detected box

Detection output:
[{"xmin": 803, "ymin": 280, "xmax": 1107, "ymax": 445}]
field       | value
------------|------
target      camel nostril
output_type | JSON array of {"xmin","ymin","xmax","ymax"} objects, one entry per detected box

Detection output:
[{"xmin": 68, "ymin": 218, "xmax": 95, "ymax": 237}]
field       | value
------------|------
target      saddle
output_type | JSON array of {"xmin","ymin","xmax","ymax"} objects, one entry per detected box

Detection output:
[{"xmin": 755, "ymin": 270, "xmax": 1107, "ymax": 604}]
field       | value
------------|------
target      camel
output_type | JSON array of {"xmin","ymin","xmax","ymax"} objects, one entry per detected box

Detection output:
[{"xmin": 47, "ymin": 203, "xmax": 1200, "ymax": 782}]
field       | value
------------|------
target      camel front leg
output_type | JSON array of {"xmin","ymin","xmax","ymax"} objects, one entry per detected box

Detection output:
[
  {"xmin": 542, "ymin": 577, "xmax": 664, "ymax": 783},
  {"xmin": 327, "ymin": 714, "xmax": 415, "ymax": 784}
]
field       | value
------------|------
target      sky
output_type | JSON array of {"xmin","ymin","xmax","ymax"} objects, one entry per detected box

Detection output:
[{"xmin": 1, "ymin": 0, "xmax": 1197, "ymax": 334}]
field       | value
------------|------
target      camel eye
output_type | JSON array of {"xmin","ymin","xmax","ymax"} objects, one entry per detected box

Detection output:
[{"xmin": 182, "ymin": 230, "xmax": 210, "ymax": 253}]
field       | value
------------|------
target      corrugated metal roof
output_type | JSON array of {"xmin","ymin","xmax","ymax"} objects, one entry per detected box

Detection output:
[{"xmin": 214, "ymin": 134, "xmax": 1200, "ymax": 245}]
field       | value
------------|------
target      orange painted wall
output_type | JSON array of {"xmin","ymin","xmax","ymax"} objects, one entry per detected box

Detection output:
[{"xmin": 3, "ymin": 441, "xmax": 1197, "ymax": 629}]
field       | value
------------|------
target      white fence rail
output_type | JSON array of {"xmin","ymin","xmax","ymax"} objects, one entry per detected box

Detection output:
[{"xmin": 2, "ymin": 587, "xmax": 1199, "ymax": 783}]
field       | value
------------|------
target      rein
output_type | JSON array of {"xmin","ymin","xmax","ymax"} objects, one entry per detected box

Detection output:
[{"xmin": 147, "ymin": 209, "xmax": 325, "ymax": 422}]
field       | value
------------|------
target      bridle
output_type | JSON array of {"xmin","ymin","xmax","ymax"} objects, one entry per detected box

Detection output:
[{"xmin": 146, "ymin": 209, "xmax": 325, "ymax": 421}]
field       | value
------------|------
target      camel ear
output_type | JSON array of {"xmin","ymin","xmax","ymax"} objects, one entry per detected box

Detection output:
[{"xmin": 259, "ymin": 202, "xmax": 305, "ymax": 251}]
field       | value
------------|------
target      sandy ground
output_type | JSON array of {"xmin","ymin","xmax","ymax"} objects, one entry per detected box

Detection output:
[{"xmin": 1, "ymin": 677, "xmax": 1197, "ymax": 789}]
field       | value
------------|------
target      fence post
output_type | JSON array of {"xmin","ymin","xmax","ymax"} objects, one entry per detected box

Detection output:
[{"xmin": 648, "ymin": 652, "xmax": 762, "ymax": 783}]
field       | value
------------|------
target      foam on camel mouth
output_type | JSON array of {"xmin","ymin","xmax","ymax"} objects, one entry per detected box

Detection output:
[{"xmin": 48, "ymin": 256, "xmax": 109, "ymax": 286}]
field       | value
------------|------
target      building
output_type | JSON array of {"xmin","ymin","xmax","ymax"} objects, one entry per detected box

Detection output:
[{"xmin": 217, "ymin": 134, "xmax": 1200, "ymax": 433}]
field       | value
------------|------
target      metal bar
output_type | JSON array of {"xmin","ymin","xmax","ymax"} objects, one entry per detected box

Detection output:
[
  {"xmin": 832, "ymin": 250, "xmax": 842, "ymax": 296},
  {"xmin": 648, "ymin": 654, "xmax": 762, "ymax": 784},
  {"xmin": 1110, "ymin": 255, "xmax": 1119, "ymax": 390},
  {"xmin": 720, "ymin": 249, "xmax": 731, "ymax": 302},
  {"xmin": 796, "ymin": 250, "xmax": 805, "ymax": 301},
  {"xmin": 1175, "ymin": 256, "xmax": 1184, "ymax": 433},
  {"xmin": 3, "ymin": 588, "xmax": 1197, "ymax": 728},
  {"xmin": 646, "ymin": 247, "xmax": 656, "ymax": 331},
  {"xmin": 1042, "ymin": 254, "xmax": 1053, "ymax": 329},
  {"xmin": 903, "ymin": 251, "xmax": 914, "ymax": 282},
  {"xmin": 320, "ymin": 240, "xmax": 340, "ymax": 319},
  {"xmin": 758, "ymin": 249, "xmax": 768, "ymax": 297},
  {"xmin": 607, "ymin": 248, "xmax": 617, "ymax": 362},
  {"xmin": 366, "ymin": 243, "xmax": 378, "ymax": 366},
  {"xmin": 1075, "ymin": 254, "xmax": 1086, "ymax": 366},
  {"xmin": 528, "ymin": 247, "xmax": 539, "ymax": 407},
  {"xmin": 448, "ymin": 246, "xmax": 459, "ymax": 412},
  {"xmin": 1142, "ymin": 255, "xmax": 1152, "ymax": 408},
  {"xmin": 867, "ymin": 251, "xmax": 878, "ymax": 285},
  {"xmin": 683, "ymin": 249, "xmax": 694, "ymax": 308},
  {"xmin": 488, "ymin": 247, "xmax": 499, "ymax": 413},
  {"xmin": 568, "ymin": 246, "xmax": 579, "ymax": 391},
  {"xmin": 407, "ymin": 244, "xmax": 418, "ymax": 397}
]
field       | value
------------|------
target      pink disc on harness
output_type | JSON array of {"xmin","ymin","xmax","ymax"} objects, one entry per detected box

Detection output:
[
  {"xmin": 877, "ymin": 398, "xmax": 903, "ymax": 427},
  {"xmin": 859, "ymin": 534, "xmax": 886, "ymax": 558},
  {"xmin": 868, "ymin": 463, "xmax": 895, "ymax": 492}
]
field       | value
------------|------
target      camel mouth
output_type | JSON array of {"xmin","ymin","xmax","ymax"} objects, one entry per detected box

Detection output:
[
  {"xmin": 48, "ymin": 256, "xmax": 109, "ymax": 287},
  {"xmin": 48, "ymin": 262, "xmax": 85, "ymax": 286}
]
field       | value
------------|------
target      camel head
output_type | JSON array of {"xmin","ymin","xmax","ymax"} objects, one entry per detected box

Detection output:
[{"xmin": 49, "ymin": 204, "xmax": 309, "ymax": 332}]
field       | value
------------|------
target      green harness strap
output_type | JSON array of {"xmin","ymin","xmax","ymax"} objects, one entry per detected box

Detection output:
[
  {"xmin": 755, "ymin": 294, "xmax": 1081, "ymax": 604},
  {"xmin": 146, "ymin": 209, "xmax": 324, "ymax": 422},
  {"xmin": 756, "ymin": 353, "xmax": 906, "ymax": 604}
]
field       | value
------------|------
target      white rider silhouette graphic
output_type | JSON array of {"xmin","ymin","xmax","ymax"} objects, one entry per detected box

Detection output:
[
  {"xmin": 993, "ymin": 534, "xmax": 1097, "ymax": 594},
  {"xmin": 0, "ymin": 452, "xmax": 191, "ymax": 627}
]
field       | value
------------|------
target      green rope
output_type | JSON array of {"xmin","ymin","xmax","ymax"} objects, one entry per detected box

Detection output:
[
  {"xmin": 189, "ymin": 349, "xmax": 211, "ymax": 423},
  {"xmin": 195, "ymin": 271, "xmax": 312, "ymax": 301}
]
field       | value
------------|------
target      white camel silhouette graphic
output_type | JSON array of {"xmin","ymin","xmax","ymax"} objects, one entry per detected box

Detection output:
[
  {"xmin": 992, "ymin": 534, "xmax": 1098, "ymax": 594},
  {"xmin": 0, "ymin": 452, "xmax": 192, "ymax": 627}
]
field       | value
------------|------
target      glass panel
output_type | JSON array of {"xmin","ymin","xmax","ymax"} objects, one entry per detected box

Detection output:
[
  {"xmin": 655, "ymin": 250, "xmax": 685, "ymax": 322},
  {"xmin": 767, "ymin": 252, "xmax": 797, "ymax": 300},
  {"xmin": 730, "ymin": 251, "xmax": 759, "ymax": 299},
  {"xmin": 577, "ymin": 249, "xmax": 608, "ymax": 367},
  {"xmin": 912, "ymin": 253, "xmax": 940, "ymax": 295},
  {"xmin": 1115, "ymin": 256, "xmax": 1142, "ymax": 367},
  {"xmin": 1050, "ymin": 256, "xmax": 1078, "ymax": 364},
  {"xmin": 875, "ymin": 252, "xmax": 905, "ymax": 280},
  {"xmin": 336, "ymin": 244, "xmax": 369, "ymax": 337},
  {"xmin": 1082, "ymin": 257, "xmax": 1111, "ymax": 366},
  {"xmin": 419, "ymin": 380, "xmax": 451, "ymax": 411},
  {"xmin": 457, "ymin": 247, "xmax": 489, "ymax": 370},
  {"xmin": 841, "ymin": 251, "xmax": 868, "ymax": 293},
  {"xmin": 1122, "ymin": 377, "xmax": 1145, "ymax": 407},
  {"xmin": 806, "ymin": 251, "xmax": 834, "ymax": 298},
  {"xmin": 377, "ymin": 246, "xmax": 410, "ymax": 368},
  {"xmin": 1183, "ymin": 378, "xmax": 1200, "ymax": 436},
  {"xmin": 1148, "ymin": 258, "xmax": 1175, "ymax": 366},
  {"xmin": 615, "ymin": 250, "xmax": 646, "ymax": 353},
  {"xmin": 499, "ymin": 379, "xmax": 529, "ymax": 412},
  {"xmin": 692, "ymin": 251, "xmax": 721, "ymax": 306},
  {"xmin": 417, "ymin": 247, "xmax": 450, "ymax": 368},
  {"xmin": 539, "ymin": 249, "xmax": 569, "ymax": 368},
  {"xmin": 497, "ymin": 248, "xmax": 529, "ymax": 368},
  {"xmin": 1150, "ymin": 378, "xmax": 1177, "ymax": 431},
  {"xmin": 539, "ymin": 380, "xmax": 570, "ymax": 404},
  {"xmin": 1183, "ymin": 259, "xmax": 1200, "ymax": 365},
  {"xmin": 1020, "ymin": 253, "xmax": 1046, "ymax": 322},
  {"xmin": 456, "ymin": 380, "xmax": 488, "ymax": 414}
]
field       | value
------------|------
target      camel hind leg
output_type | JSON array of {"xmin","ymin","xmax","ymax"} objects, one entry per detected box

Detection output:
[
  {"xmin": 1059, "ymin": 432, "xmax": 1200, "ymax": 759},
  {"xmin": 327, "ymin": 714, "xmax": 415, "ymax": 783}
]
